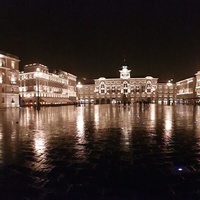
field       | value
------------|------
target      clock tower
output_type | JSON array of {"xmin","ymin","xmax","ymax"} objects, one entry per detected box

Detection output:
[{"xmin": 119, "ymin": 66, "xmax": 131, "ymax": 79}]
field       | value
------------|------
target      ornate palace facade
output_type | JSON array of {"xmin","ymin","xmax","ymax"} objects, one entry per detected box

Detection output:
[{"xmin": 77, "ymin": 66, "xmax": 176, "ymax": 105}]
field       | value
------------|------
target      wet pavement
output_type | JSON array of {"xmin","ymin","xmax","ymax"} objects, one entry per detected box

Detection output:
[{"xmin": 0, "ymin": 104, "xmax": 200, "ymax": 200}]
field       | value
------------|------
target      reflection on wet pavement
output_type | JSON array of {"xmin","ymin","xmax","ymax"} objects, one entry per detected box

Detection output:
[{"xmin": 0, "ymin": 104, "xmax": 200, "ymax": 199}]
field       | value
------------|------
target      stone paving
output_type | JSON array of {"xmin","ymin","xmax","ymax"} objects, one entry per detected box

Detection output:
[{"xmin": 0, "ymin": 105, "xmax": 200, "ymax": 199}]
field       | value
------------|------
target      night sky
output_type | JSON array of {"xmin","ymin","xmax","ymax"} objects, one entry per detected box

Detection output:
[{"xmin": 1, "ymin": 0, "xmax": 200, "ymax": 82}]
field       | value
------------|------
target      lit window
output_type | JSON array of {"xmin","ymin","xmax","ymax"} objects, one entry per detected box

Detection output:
[
  {"xmin": 11, "ymin": 61, "xmax": 15, "ymax": 69},
  {"xmin": 136, "ymin": 85, "xmax": 140, "ymax": 92},
  {"xmin": 124, "ymin": 89, "xmax": 128, "ymax": 93}
]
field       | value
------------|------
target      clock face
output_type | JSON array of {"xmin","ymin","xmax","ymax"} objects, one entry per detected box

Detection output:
[{"xmin": 122, "ymin": 73, "xmax": 129, "ymax": 78}]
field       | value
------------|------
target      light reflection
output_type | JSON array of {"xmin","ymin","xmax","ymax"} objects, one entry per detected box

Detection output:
[
  {"xmin": 76, "ymin": 107, "xmax": 85, "ymax": 141},
  {"xmin": 118, "ymin": 107, "xmax": 132, "ymax": 150},
  {"xmin": 94, "ymin": 105, "xmax": 100, "ymax": 130},
  {"xmin": 0, "ymin": 104, "xmax": 200, "ymax": 176},
  {"xmin": 194, "ymin": 106, "xmax": 200, "ymax": 134},
  {"xmin": 75, "ymin": 107, "xmax": 86, "ymax": 162},
  {"xmin": 148, "ymin": 104, "xmax": 156, "ymax": 130},
  {"xmin": 164, "ymin": 107, "xmax": 173, "ymax": 139},
  {"xmin": 34, "ymin": 136, "xmax": 45, "ymax": 155}
]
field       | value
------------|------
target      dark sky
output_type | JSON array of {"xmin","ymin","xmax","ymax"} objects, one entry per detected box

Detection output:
[{"xmin": 1, "ymin": 0, "xmax": 200, "ymax": 81}]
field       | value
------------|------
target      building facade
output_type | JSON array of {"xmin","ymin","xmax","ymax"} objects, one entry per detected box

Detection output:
[
  {"xmin": 78, "ymin": 66, "xmax": 176, "ymax": 105},
  {"xmin": 1, "ymin": 50, "xmax": 200, "ymax": 108},
  {"xmin": 176, "ymin": 71, "xmax": 200, "ymax": 105},
  {"xmin": 0, "ymin": 51, "xmax": 20, "ymax": 108},
  {"xmin": 76, "ymin": 83, "xmax": 95, "ymax": 104},
  {"xmin": 196, "ymin": 71, "xmax": 200, "ymax": 104},
  {"xmin": 19, "ymin": 63, "xmax": 77, "ymax": 106}
]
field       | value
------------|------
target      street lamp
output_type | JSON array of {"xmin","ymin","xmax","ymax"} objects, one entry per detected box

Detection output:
[
  {"xmin": 167, "ymin": 79, "xmax": 173, "ymax": 87},
  {"xmin": 35, "ymin": 68, "xmax": 41, "ymax": 110},
  {"xmin": 76, "ymin": 82, "xmax": 82, "ymax": 105},
  {"xmin": 166, "ymin": 79, "xmax": 173, "ymax": 105}
]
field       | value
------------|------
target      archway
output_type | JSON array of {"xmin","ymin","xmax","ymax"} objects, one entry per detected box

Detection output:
[
  {"xmin": 107, "ymin": 99, "xmax": 111, "ymax": 104},
  {"xmin": 96, "ymin": 99, "xmax": 100, "ymax": 104},
  {"xmin": 101, "ymin": 98, "xmax": 105, "ymax": 104}
]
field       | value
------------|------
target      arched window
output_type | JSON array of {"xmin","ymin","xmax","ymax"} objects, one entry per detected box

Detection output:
[
  {"xmin": 146, "ymin": 81, "xmax": 152, "ymax": 93},
  {"xmin": 136, "ymin": 85, "xmax": 140, "ymax": 93},
  {"xmin": 100, "ymin": 82, "xmax": 105, "ymax": 93},
  {"xmin": 123, "ymin": 82, "xmax": 128, "ymax": 88}
]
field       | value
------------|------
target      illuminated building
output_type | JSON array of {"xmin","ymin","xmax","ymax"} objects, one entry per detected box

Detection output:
[
  {"xmin": 0, "ymin": 51, "xmax": 20, "ymax": 108},
  {"xmin": 79, "ymin": 66, "xmax": 176, "ymax": 104},
  {"xmin": 1, "ymin": 49, "xmax": 200, "ymax": 107},
  {"xmin": 176, "ymin": 71, "xmax": 200, "ymax": 105},
  {"xmin": 157, "ymin": 80, "xmax": 176, "ymax": 105},
  {"xmin": 19, "ymin": 63, "xmax": 77, "ymax": 106},
  {"xmin": 196, "ymin": 71, "xmax": 200, "ymax": 103}
]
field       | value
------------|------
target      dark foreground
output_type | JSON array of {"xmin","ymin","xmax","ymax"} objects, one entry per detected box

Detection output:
[{"xmin": 0, "ymin": 104, "xmax": 200, "ymax": 200}]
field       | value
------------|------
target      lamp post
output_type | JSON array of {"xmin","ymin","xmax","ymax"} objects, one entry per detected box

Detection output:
[
  {"xmin": 166, "ymin": 79, "xmax": 173, "ymax": 105},
  {"xmin": 76, "ymin": 82, "xmax": 82, "ymax": 106},
  {"xmin": 35, "ymin": 68, "xmax": 40, "ymax": 111}
]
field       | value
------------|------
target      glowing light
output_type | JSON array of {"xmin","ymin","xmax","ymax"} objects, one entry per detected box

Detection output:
[
  {"xmin": 178, "ymin": 168, "xmax": 183, "ymax": 171},
  {"xmin": 76, "ymin": 82, "xmax": 82, "ymax": 88},
  {"xmin": 167, "ymin": 80, "xmax": 173, "ymax": 87}
]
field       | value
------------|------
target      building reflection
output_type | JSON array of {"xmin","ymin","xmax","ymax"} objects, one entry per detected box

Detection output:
[
  {"xmin": 76, "ymin": 107, "xmax": 85, "ymax": 142},
  {"xmin": 94, "ymin": 105, "xmax": 100, "ymax": 131},
  {"xmin": 0, "ymin": 109, "xmax": 20, "ymax": 164},
  {"xmin": 0, "ymin": 104, "xmax": 200, "ymax": 176},
  {"xmin": 148, "ymin": 104, "xmax": 156, "ymax": 131},
  {"xmin": 34, "ymin": 131, "xmax": 46, "ymax": 155},
  {"xmin": 32, "ymin": 113, "xmax": 49, "ymax": 171},
  {"xmin": 164, "ymin": 106, "xmax": 173, "ymax": 139},
  {"xmin": 195, "ymin": 106, "xmax": 200, "ymax": 134}
]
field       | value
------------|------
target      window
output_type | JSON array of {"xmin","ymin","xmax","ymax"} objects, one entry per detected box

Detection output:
[
  {"xmin": 124, "ymin": 83, "xmax": 128, "ymax": 88},
  {"xmin": 0, "ymin": 58, "xmax": 5, "ymax": 67},
  {"xmin": 131, "ymin": 87, "xmax": 134, "ymax": 93},
  {"xmin": 100, "ymin": 83, "xmax": 105, "ymax": 93},
  {"xmin": 136, "ymin": 85, "xmax": 140, "ymax": 93},
  {"xmin": 142, "ymin": 86, "xmax": 145, "ymax": 92},
  {"xmin": 11, "ymin": 61, "xmax": 15, "ymax": 69},
  {"xmin": 11, "ymin": 74, "xmax": 16, "ymax": 84},
  {"xmin": 117, "ymin": 87, "xmax": 121, "ymax": 93},
  {"xmin": 112, "ymin": 86, "xmax": 115, "ymax": 93}
]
